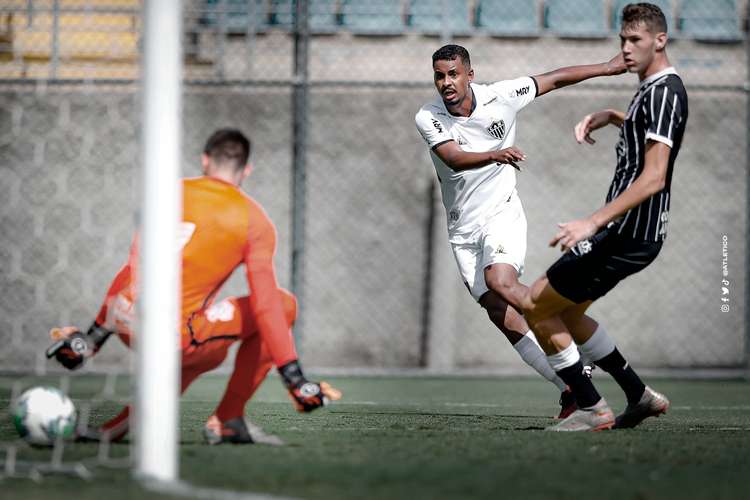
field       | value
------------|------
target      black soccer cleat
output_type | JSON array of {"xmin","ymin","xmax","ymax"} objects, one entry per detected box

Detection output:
[
  {"xmin": 613, "ymin": 386, "xmax": 670, "ymax": 429},
  {"xmin": 203, "ymin": 415, "xmax": 253, "ymax": 445}
]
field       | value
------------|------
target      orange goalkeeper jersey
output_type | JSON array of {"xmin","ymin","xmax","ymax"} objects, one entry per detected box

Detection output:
[{"xmin": 96, "ymin": 176, "xmax": 297, "ymax": 367}]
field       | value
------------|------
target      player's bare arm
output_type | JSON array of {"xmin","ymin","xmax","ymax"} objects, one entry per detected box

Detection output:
[
  {"xmin": 432, "ymin": 140, "xmax": 526, "ymax": 172},
  {"xmin": 533, "ymin": 53, "xmax": 627, "ymax": 97},
  {"xmin": 574, "ymin": 109, "xmax": 626, "ymax": 144},
  {"xmin": 550, "ymin": 141, "xmax": 670, "ymax": 251}
]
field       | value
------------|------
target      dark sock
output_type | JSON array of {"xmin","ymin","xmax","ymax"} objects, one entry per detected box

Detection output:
[
  {"xmin": 556, "ymin": 361, "xmax": 601, "ymax": 409},
  {"xmin": 595, "ymin": 348, "xmax": 646, "ymax": 404}
]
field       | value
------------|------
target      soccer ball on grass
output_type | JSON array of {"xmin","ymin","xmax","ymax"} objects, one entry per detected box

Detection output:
[{"xmin": 12, "ymin": 386, "xmax": 77, "ymax": 446}]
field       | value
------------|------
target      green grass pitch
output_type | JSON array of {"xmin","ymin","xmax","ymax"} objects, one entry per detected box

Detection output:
[{"xmin": 1, "ymin": 374, "xmax": 749, "ymax": 500}]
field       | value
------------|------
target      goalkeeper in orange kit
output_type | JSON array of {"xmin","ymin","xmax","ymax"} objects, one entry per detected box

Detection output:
[{"xmin": 46, "ymin": 128, "xmax": 341, "ymax": 445}]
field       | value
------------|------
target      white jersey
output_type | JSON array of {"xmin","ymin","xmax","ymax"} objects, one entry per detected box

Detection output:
[{"xmin": 415, "ymin": 78, "xmax": 536, "ymax": 243}]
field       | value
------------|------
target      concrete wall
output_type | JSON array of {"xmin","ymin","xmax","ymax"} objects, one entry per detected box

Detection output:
[{"xmin": 0, "ymin": 33, "xmax": 746, "ymax": 373}]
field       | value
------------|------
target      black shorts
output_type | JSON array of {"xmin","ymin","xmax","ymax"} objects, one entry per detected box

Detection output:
[{"xmin": 546, "ymin": 227, "xmax": 663, "ymax": 304}]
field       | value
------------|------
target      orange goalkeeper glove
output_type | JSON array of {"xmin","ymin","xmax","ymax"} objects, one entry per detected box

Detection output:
[{"xmin": 278, "ymin": 360, "xmax": 342, "ymax": 412}]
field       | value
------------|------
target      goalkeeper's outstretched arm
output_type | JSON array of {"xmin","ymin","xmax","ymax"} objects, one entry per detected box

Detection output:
[
  {"xmin": 243, "ymin": 203, "xmax": 342, "ymax": 411},
  {"xmin": 46, "ymin": 254, "xmax": 133, "ymax": 369}
]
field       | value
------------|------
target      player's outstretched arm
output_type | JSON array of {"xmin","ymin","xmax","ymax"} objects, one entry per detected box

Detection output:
[
  {"xmin": 533, "ymin": 53, "xmax": 626, "ymax": 97},
  {"xmin": 550, "ymin": 141, "xmax": 670, "ymax": 251},
  {"xmin": 433, "ymin": 140, "xmax": 526, "ymax": 172},
  {"xmin": 574, "ymin": 109, "xmax": 626, "ymax": 145}
]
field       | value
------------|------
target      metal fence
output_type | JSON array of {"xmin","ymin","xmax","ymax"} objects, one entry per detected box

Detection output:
[{"xmin": 0, "ymin": 0, "xmax": 747, "ymax": 373}]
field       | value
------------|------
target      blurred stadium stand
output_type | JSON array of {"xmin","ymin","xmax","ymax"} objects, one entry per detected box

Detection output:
[
  {"xmin": 545, "ymin": 0, "xmax": 609, "ymax": 38},
  {"xmin": 408, "ymin": 0, "xmax": 472, "ymax": 36},
  {"xmin": 476, "ymin": 0, "xmax": 540, "ymax": 37},
  {"xmin": 341, "ymin": 0, "xmax": 404, "ymax": 35},
  {"xmin": 271, "ymin": 0, "xmax": 339, "ymax": 32},
  {"xmin": 1, "ymin": 0, "xmax": 746, "ymax": 79},
  {"xmin": 0, "ymin": 0, "xmax": 139, "ymax": 78},
  {"xmin": 679, "ymin": 0, "xmax": 743, "ymax": 42},
  {"xmin": 198, "ymin": 0, "xmax": 269, "ymax": 33}
]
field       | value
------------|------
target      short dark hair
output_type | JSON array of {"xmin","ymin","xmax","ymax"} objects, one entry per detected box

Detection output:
[
  {"xmin": 432, "ymin": 44, "xmax": 471, "ymax": 68},
  {"xmin": 621, "ymin": 3, "xmax": 668, "ymax": 34},
  {"xmin": 203, "ymin": 128, "xmax": 251, "ymax": 170}
]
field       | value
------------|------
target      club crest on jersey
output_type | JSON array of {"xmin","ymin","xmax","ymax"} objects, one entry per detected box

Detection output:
[
  {"xmin": 659, "ymin": 211, "xmax": 669, "ymax": 236},
  {"xmin": 449, "ymin": 209, "xmax": 461, "ymax": 222},
  {"xmin": 487, "ymin": 120, "xmax": 506, "ymax": 140},
  {"xmin": 615, "ymin": 133, "xmax": 626, "ymax": 158},
  {"xmin": 572, "ymin": 239, "xmax": 593, "ymax": 256}
]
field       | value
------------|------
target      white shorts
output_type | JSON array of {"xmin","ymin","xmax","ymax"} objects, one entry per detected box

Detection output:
[{"xmin": 451, "ymin": 192, "xmax": 527, "ymax": 301}]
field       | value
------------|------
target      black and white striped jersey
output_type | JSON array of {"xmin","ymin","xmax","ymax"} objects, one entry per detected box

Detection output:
[{"xmin": 606, "ymin": 67, "xmax": 688, "ymax": 242}]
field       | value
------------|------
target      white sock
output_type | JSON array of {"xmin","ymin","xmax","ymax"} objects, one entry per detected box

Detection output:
[
  {"xmin": 514, "ymin": 331, "xmax": 568, "ymax": 392},
  {"xmin": 546, "ymin": 341, "xmax": 581, "ymax": 371},
  {"xmin": 579, "ymin": 324, "xmax": 616, "ymax": 362}
]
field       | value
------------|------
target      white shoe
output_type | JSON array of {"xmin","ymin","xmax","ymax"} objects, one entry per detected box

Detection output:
[{"xmin": 546, "ymin": 398, "xmax": 614, "ymax": 432}]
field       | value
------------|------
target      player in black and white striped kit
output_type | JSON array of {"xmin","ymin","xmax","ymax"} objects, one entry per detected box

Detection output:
[
  {"xmin": 520, "ymin": 3, "xmax": 688, "ymax": 431},
  {"xmin": 606, "ymin": 66, "xmax": 686, "ymax": 242}
]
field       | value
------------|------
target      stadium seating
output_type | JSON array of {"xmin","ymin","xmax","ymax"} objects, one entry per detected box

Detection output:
[
  {"xmin": 408, "ymin": 0, "xmax": 472, "ymax": 35},
  {"xmin": 341, "ymin": 0, "xmax": 404, "ymax": 34},
  {"xmin": 476, "ymin": 0, "xmax": 539, "ymax": 37},
  {"xmin": 8, "ymin": 1, "xmax": 139, "ymax": 61},
  {"xmin": 679, "ymin": 0, "xmax": 742, "ymax": 42},
  {"xmin": 200, "ymin": 0, "xmax": 269, "ymax": 33},
  {"xmin": 270, "ymin": 0, "xmax": 339, "ymax": 32},
  {"xmin": 544, "ymin": 0, "xmax": 608, "ymax": 38},
  {"xmin": 612, "ymin": 0, "xmax": 674, "ymax": 34}
]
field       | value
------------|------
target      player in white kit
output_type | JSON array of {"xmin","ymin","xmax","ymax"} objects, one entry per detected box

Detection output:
[{"xmin": 415, "ymin": 45, "xmax": 625, "ymax": 417}]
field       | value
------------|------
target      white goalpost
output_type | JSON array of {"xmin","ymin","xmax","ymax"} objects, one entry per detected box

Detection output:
[{"xmin": 136, "ymin": 0, "xmax": 183, "ymax": 482}]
